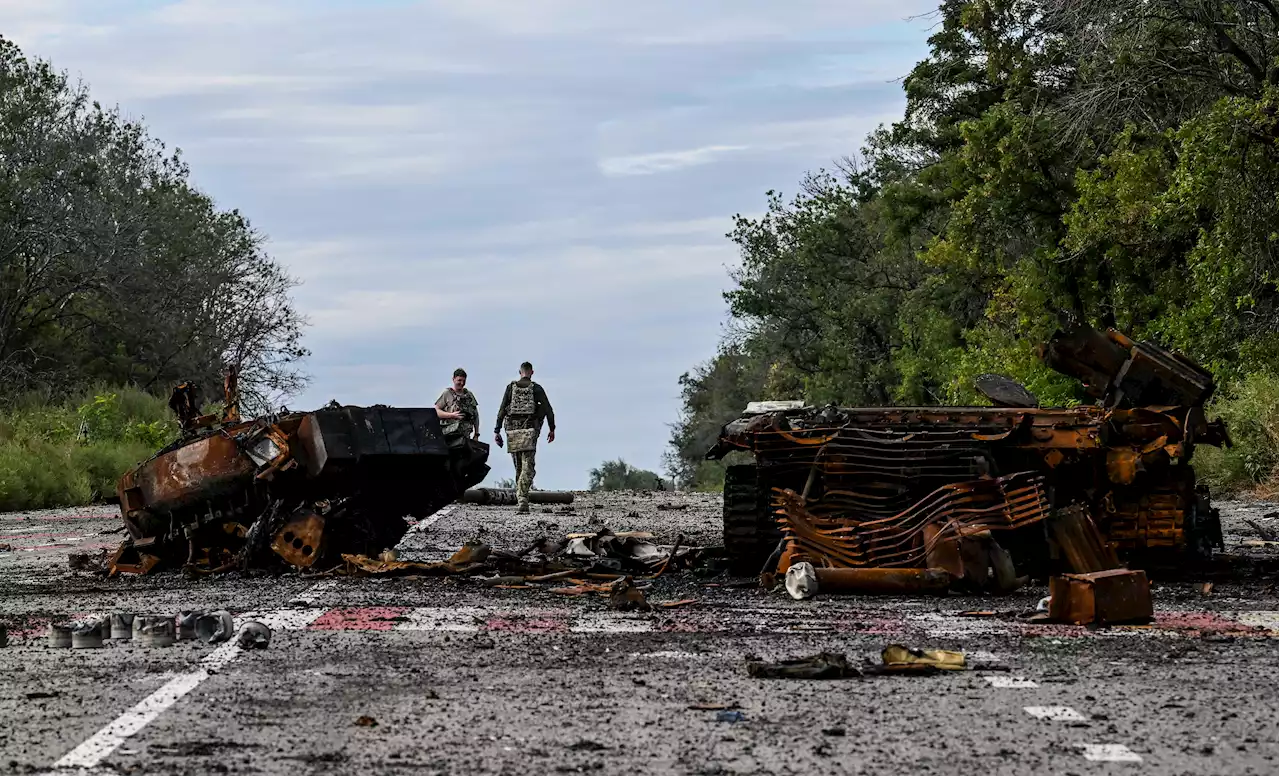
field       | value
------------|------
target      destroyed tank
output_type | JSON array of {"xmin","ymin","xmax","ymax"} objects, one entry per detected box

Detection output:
[
  {"xmin": 706, "ymin": 326, "xmax": 1230, "ymax": 577},
  {"xmin": 111, "ymin": 394, "xmax": 490, "ymax": 575}
]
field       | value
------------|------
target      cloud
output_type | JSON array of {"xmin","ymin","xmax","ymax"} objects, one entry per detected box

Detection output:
[
  {"xmin": 599, "ymin": 145, "xmax": 752, "ymax": 177},
  {"xmin": 2, "ymin": 0, "xmax": 935, "ymax": 487}
]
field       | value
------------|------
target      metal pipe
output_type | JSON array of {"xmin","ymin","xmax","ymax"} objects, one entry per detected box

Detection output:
[{"xmin": 812, "ymin": 567, "xmax": 951, "ymax": 595}]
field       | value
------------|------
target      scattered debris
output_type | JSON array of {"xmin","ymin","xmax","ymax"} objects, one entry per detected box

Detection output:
[
  {"xmin": 1049, "ymin": 569, "xmax": 1154, "ymax": 626},
  {"xmin": 715, "ymin": 710, "xmax": 746, "ymax": 723},
  {"xmin": 688, "ymin": 702, "xmax": 739, "ymax": 711},
  {"xmin": 746, "ymin": 652, "xmax": 859, "ymax": 680},
  {"xmin": 236, "ymin": 621, "xmax": 272, "ymax": 649},
  {"xmin": 67, "ymin": 553, "xmax": 92, "ymax": 570},
  {"xmin": 108, "ymin": 613, "xmax": 134, "ymax": 639},
  {"xmin": 354, "ymin": 716, "xmax": 378, "ymax": 728},
  {"xmin": 47, "ymin": 624, "xmax": 72, "ymax": 649},
  {"xmin": 872, "ymin": 645, "xmax": 965, "ymax": 674},
  {"xmin": 136, "ymin": 616, "xmax": 176, "ymax": 647},
  {"xmin": 787, "ymin": 565, "xmax": 954, "ymax": 599},
  {"xmin": 657, "ymin": 599, "xmax": 697, "ymax": 609},
  {"xmin": 657, "ymin": 503, "xmax": 688, "ymax": 511},
  {"xmin": 194, "ymin": 611, "xmax": 235, "ymax": 644},
  {"xmin": 0, "ymin": 625, "xmax": 6, "ymax": 647},
  {"xmin": 71, "ymin": 621, "xmax": 103, "ymax": 649},
  {"xmin": 821, "ymin": 727, "xmax": 847, "ymax": 737},
  {"xmin": 609, "ymin": 578, "xmax": 651, "ymax": 612},
  {"xmin": 1201, "ymin": 581, "xmax": 1214, "ymax": 597}
]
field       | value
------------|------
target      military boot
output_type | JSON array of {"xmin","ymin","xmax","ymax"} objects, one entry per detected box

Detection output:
[{"xmin": 516, "ymin": 502, "xmax": 530, "ymax": 514}]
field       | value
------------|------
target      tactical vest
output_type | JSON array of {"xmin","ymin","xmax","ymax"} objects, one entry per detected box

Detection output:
[{"xmin": 504, "ymin": 381, "xmax": 539, "ymax": 452}]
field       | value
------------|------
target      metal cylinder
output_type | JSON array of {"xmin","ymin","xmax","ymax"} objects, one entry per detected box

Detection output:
[{"xmin": 812, "ymin": 567, "xmax": 952, "ymax": 595}]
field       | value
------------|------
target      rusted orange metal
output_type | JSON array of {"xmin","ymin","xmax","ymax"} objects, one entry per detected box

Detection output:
[{"xmin": 710, "ymin": 325, "xmax": 1229, "ymax": 578}]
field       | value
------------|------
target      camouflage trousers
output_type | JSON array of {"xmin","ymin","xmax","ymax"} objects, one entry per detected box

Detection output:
[{"xmin": 511, "ymin": 449, "xmax": 536, "ymax": 507}]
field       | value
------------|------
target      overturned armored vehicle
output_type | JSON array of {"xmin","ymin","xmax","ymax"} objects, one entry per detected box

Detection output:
[
  {"xmin": 112, "ymin": 390, "xmax": 490, "ymax": 575},
  {"xmin": 707, "ymin": 326, "xmax": 1230, "ymax": 579}
]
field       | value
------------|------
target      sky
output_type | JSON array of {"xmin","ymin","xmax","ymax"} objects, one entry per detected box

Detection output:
[{"xmin": 5, "ymin": 0, "xmax": 937, "ymax": 489}]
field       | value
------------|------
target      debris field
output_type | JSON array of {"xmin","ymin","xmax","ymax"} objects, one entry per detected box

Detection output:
[{"xmin": 0, "ymin": 491, "xmax": 1276, "ymax": 775}]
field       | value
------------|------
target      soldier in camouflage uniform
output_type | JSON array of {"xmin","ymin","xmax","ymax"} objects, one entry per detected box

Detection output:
[
  {"xmin": 493, "ymin": 361, "xmax": 555, "ymax": 513},
  {"xmin": 435, "ymin": 368, "xmax": 480, "ymax": 443}
]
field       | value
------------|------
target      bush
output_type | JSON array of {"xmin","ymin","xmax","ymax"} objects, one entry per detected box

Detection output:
[
  {"xmin": 1195, "ymin": 370, "xmax": 1279, "ymax": 496},
  {"xmin": 0, "ymin": 386, "xmax": 177, "ymax": 510}
]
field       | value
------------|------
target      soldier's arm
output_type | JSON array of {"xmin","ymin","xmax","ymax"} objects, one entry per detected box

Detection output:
[
  {"xmin": 434, "ymin": 390, "xmax": 449, "ymax": 411},
  {"xmin": 535, "ymin": 384, "xmax": 555, "ymax": 431},
  {"xmin": 494, "ymin": 383, "xmax": 512, "ymax": 433}
]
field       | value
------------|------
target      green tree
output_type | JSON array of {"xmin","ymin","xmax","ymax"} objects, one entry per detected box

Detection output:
[
  {"xmin": 0, "ymin": 36, "xmax": 308, "ymax": 412},
  {"xmin": 589, "ymin": 459, "xmax": 670, "ymax": 492}
]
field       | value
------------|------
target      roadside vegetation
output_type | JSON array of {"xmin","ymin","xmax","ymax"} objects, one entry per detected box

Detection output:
[
  {"xmin": 0, "ymin": 37, "xmax": 309, "ymax": 510},
  {"xmin": 667, "ymin": 0, "xmax": 1278, "ymax": 496},
  {"xmin": 589, "ymin": 459, "xmax": 673, "ymax": 492},
  {"xmin": 0, "ymin": 387, "xmax": 178, "ymax": 511}
]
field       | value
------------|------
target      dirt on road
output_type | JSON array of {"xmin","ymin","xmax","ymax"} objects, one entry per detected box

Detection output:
[{"xmin": 0, "ymin": 491, "xmax": 1275, "ymax": 775}]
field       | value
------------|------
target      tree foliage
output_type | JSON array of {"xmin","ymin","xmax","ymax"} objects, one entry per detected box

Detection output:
[
  {"xmin": 588, "ymin": 459, "xmax": 671, "ymax": 492},
  {"xmin": 0, "ymin": 37, "xmax": 308, "ymax": 413},
  {"xmin": 667, "ymin": 0, "xmax": 1277, "ymax": 489}
]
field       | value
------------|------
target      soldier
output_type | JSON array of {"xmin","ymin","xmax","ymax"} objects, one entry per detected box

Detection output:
[
  {"xmin": 436, "ymin": 368, "xmax": 480, "ymax": 442},
  {"xmin": 493, "ymin": 361, "xmax": 555, "ymax": 513}
]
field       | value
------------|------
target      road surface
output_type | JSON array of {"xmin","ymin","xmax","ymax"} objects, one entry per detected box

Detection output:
[{"xmin": 0, "ymin": 491, "xmax": 1275, "ymax": 775}]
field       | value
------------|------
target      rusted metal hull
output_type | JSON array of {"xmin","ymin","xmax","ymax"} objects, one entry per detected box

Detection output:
[
  {"xmin": 710, "ymin": 326, "xmax": 1229, "ymax": 580},
  {"xmin": 114, "ymin": 403, "xmax": 490, "ymax": 575}
]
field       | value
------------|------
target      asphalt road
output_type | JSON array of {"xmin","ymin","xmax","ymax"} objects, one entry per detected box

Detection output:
[{"xmin": 0, "ymin": 491, "xmax": 1276, "ymax": 776}]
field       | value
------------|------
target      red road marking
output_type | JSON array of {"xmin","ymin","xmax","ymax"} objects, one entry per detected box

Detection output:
[{"xmin": 308, "ymin": 607, "xmax": 412, "ymax": 631}]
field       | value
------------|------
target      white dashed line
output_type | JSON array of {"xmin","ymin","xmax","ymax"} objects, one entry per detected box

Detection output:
[
  {"xmin": 1232, "ymin": 610, "xmax": 1279, "ymax": 632},
  {"xmin": 984, "ymin": 676, "xmax": 1039, "ymax": 688},
  {"xmin": 1080, "ymin": 744, "xmax": 1144, "ymax": 763},
  {"xmin": 45, "ymin": 598, "xmax": 330, "ymax": 772},
  {"xmin": 1023, "ymin": 706, "xmax": 1086, "ymax": 721},
  {"xmin": 288, "ymin": 578, "xmax": 338, "ymax": 606},
  {"xmin": 569, "ymin": 613, "xmax": 653, "ymax": 633},
  {"xmin": 394, "ymin": 606, "xmax": 483, "ymax": 632}
]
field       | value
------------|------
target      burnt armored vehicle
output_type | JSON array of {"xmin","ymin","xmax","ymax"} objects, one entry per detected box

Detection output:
[
  {"xmin": 706, "ymin": 326, "xmax": 1229, "ymax": 577},
  {"xmin": 111, "ymin": 383, "xmax": 490, "ymax": 575}
]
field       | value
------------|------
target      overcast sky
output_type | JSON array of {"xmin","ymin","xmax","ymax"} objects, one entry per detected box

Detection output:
[{"xmin": 7, "ymin": 0, "xmax": 936, "ymax": 489}]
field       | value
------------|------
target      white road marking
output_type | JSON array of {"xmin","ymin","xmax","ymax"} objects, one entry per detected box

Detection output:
[
  {"xmin": 394, "ymin": 606, "xmax": 483, "ymax": 632},
  {"xmin": 1081, "ymin": 744, "xmax": 1143, "ymax": 763},
  {"xmin": 46, "ymin": 603, "xmax": 328, "ymax": 772},
  {"xmin": 1232, "ymin": 610, "xmax": 1279, "ymax": 632},
  {"xmin": 633, "ymin": 650, "xmax": 724, "ymax": 659},
  {"xmin": 398, "ymin": 505, "xmax": 457, "ymax": 543},
  {"xmin": 1024, "ymin": 706, "xmax": 1086, "ymax": 721},
  {"xmin": 985, "ymin": 676, "xmax": 1039, "ymax": 688},
  {"xmin": 288, "ymin": 579, "xmax": 338, "ymax": 606},
  {"xmin": 570, "ymin": 613, "xmax": 653, "ymax": 633}
]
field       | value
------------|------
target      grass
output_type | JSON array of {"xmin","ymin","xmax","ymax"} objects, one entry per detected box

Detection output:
[{"xmin": 0, "ymin": 386, "xmax": 177, "ymax": 511}]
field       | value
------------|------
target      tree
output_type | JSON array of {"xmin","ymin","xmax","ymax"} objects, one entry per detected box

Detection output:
[
  {"xmin": 0, "ymin": 36, "xmax": 309, "ymax": 412},
  {"xmin": 667, "ymin": 0, "xmax": 1278, "ymax": 490},
  {"xmin": 589, "ymin": 459, "xmax": 670, "ymax": 492}
]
